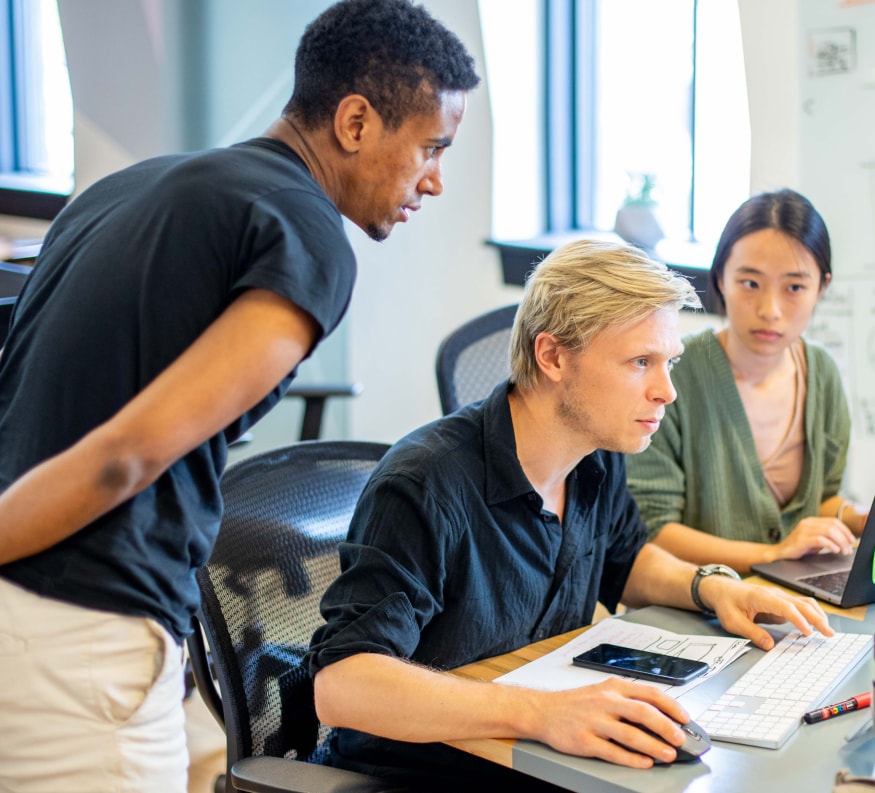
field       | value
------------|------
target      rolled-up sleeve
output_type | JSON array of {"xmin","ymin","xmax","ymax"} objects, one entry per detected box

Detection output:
[{"xmin": 306, "ymin": 471, "xmax": 457, "ymax": 675}]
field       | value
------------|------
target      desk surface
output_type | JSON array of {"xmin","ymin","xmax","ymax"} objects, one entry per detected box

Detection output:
[{"xmin": 446, "ymin": 595, "xmax": 875, "ymax": 793}]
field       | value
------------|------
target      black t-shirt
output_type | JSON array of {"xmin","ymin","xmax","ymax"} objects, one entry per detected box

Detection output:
[{"xmin": 0, "ymin": 138, "xmax": 356, "ymax": 641}]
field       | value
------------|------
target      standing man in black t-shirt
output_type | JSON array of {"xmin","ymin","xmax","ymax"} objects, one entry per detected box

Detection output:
[{"xmin": 0, "ymin": 1, "xmax": 479, "ymax": 790}]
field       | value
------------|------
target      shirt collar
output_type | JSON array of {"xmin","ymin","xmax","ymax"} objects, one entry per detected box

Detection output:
[
  {"xmin": 480, "ymin": 380, "xmax": 608, "ymax": 508},
  {"xmin": 481, "ymin": 381, "xmax": 538, "ymax": 506}
]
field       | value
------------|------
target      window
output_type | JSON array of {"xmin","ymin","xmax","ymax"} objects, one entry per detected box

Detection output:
[
  {"xmin": 482, "ymin": 0, "xmax": 750, "ymax": 262},
  {"xmin": 0, "ymin": 0, "xmax": 73, "ymax": 220}
]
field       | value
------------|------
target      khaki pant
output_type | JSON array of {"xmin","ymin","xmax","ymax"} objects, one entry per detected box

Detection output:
[{"xmin": 0, "ymin": 577, "xmax": 188, "ymax": 792}]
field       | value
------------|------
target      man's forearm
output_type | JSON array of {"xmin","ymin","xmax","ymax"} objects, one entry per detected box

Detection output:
[
  {"xmin": 312, "ymin": 649, "xmax": 695, "ymax": 765},
  {"xmin": 620, "ymin": 542, "xmax": 698, "ymax": 611},
  {"xmin": 0, "ymin": 431, "xmax": 151, "ymax": 565},
  {"xmin": 313, "ymin": 652, "xmax": 542, "ymax": 744}
]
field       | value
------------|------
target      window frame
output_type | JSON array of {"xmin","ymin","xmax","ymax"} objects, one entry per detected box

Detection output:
[
  {"xmin": 489, "ymin": 0, "xmax": 725, "ymax": 312},
  {"xmin": 0, "ymin": 0, "xmax": 73, "ymax": 221}
]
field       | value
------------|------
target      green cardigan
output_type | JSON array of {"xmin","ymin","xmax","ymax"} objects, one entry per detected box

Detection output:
[{"xmin": 626, "ymin": 329, "xmax": 851, "ymax": 544}]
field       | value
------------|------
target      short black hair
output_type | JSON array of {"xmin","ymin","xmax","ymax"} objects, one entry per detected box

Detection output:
[
  {"xmin": 708, "ymin": 188, "xmax": 832, "ymax": 315},
  {"xmin": 285, "ymin": 0, "xmax": 480, "ymax": 130}
]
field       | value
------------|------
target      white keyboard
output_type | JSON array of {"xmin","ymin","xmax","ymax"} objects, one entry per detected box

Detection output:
[{"xmin": 695, "ymin": 630, "xmax": 871, "ymax": 749}]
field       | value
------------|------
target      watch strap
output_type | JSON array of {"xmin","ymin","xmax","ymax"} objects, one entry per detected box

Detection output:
[{"xmin": 691, "ymin": 564, "xmax": 741, "ymax": 614}]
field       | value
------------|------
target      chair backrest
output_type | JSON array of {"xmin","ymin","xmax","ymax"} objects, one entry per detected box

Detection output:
[
  {"xmin": 435, "ymin": 304, "xmax": 518, "ymax": 415},
  {"xmin": 193, "ymin": 440, "xmax": 390, "ymax": 777},
  {"xmin": 0, "ymin": 262, "xmax": 30, "ymax": 348}
]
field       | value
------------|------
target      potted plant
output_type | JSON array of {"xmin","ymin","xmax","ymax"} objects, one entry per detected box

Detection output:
[{"xmin": 614, "ymin": 172, "xmax": 664, "ymax": 252}]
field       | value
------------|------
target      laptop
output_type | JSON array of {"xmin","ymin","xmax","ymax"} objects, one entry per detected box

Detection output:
[{"xmin": 751, "ymin": 496, "xmax": 875, "ymax": 608}]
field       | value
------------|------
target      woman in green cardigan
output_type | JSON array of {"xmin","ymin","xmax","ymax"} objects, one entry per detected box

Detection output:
[{"xmin": 626, "ymin": 189, "xmax": 868, "ymax": 575}]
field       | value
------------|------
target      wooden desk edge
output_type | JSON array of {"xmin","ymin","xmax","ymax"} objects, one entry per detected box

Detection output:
[
  {"xmin": 444, "ymin": 627, "xmax": 590, "ymax": 768},
  {"xmin": 449, "ymin": 626, "xmax": 588, "ymax": 684},
  {"xmin": 444, "ymin": 737, "xmax": 515, "ymax": 767}
]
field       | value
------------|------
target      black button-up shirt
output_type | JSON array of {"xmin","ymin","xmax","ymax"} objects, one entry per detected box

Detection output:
[
  {"xmin": 309, "ymin": 381, "xmax": 647, "ymax": 670},
  {"xmin": 306, "ymin": 381, "xmax": 648, "ymax": 786}
]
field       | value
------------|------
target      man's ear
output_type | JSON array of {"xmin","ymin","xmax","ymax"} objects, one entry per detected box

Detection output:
[
  {"xmin": 534, "ymin": 332, "xmax": 564, "ymax": 383},
  {"xmin": 333, "ymin": 94, "xmax": 380, "ymax": 153}
]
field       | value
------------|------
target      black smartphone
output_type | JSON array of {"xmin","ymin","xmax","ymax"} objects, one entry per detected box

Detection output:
[{"xmin": 571, "ymin": 643, "xmax": 709, "ymax": 685}]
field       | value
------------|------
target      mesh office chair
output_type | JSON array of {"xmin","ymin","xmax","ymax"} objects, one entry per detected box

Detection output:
[
  {"xmin": 187, "ymin": 440, "xmax": 403, "ymax": 793},
  {"xmin": 435, "ymin": 304, "xmax": 518, "ymax": 415}
]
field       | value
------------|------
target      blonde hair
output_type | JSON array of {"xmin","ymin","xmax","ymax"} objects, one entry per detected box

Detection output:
[{"xmin": 510, "ymin": 239, "xmax": 701, "ymax": 388}]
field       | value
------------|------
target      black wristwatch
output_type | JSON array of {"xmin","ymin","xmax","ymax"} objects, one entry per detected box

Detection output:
[{"xmin": 691, "ymin": 563, "xmax": 741, "ymax": 614}]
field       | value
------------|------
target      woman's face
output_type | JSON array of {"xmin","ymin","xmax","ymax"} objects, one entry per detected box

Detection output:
[{"xmin": 718, "ymin": 228, "xmax": 829, "ymax": 357}]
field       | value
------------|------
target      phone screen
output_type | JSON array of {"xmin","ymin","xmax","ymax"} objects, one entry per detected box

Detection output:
[{"xmin": 571, "ymin": 643, "xmax": 709, "ymax": 685}]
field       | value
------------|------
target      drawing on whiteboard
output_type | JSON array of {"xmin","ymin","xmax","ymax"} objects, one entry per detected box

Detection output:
[
  {"xmin": 807, "ymin": 284, "xmax": 853, "ymax": 379},
  {"xmin": 865, "ymin": 160, "xmax": 875, "ymax": 270},
  {"xmin": 808, "ymin": 28, "xmax": 857, "ymax": 76}
]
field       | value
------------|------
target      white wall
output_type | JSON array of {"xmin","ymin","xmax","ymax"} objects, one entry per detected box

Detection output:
[{"xmin": 738, "ymin": 0, "xmax": 801, "ymax": 192}]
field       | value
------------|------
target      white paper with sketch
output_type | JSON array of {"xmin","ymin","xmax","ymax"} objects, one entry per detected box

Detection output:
[{"xmin": 494, "ymin": 617, "xmax": 750, "ymax": 698}]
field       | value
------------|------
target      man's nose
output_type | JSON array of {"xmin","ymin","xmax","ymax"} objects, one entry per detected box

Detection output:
[
  {"xmin": 419, "ymin": 162, "xmax": 444, "ymax": 197},
  {"xmin": 650, "ymin": 367, "xmax": 677, "ymax": 405}
]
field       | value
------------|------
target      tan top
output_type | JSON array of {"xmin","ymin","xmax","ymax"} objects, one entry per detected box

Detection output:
[{"xmin": 757, "ymin": 341, "xmax": 808, "ymax": 506}]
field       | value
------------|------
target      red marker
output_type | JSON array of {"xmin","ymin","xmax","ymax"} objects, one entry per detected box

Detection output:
[{"xmin": 803, "ymin": 692, "xmax": 873, "ymax": 724}]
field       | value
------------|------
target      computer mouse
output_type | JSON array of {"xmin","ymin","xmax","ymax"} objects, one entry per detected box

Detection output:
[{"xmin": 626, "ymin": 718, "xmax": 712, "ymax": 764}]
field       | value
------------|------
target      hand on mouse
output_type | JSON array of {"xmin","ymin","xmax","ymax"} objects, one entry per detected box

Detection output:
[
  {"xmin": 623, "ymin": 718, "xmax": 711, "ymax": 764},
  {"xmin": 533, "ymin": 677, "xmax": 693, "ymax": 768}
]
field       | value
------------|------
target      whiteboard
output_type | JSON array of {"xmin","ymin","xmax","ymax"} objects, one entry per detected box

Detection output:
[{"xmin": 799, "ymin": 0, "xmax": 875, "ymax": 501}]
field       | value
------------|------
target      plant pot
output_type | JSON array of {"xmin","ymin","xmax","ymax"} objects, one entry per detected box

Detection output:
[{"xmin": 614, "ymin": 204, "xmax": 664, "ymax": 251}]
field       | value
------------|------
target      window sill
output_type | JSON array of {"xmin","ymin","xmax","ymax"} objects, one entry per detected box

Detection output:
[{"xmin": 487, "ymin": 231, "xmax": 719, "ymax": 314}]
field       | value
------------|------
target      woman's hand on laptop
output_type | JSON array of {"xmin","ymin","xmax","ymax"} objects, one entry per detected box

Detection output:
[{"xmin": 764, "ymin": 517, "xmax": 858, "ymax": 563}]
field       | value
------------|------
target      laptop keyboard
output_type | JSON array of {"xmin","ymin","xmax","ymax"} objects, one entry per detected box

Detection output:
[
  {"xmin": 798, "ymin": 569, "xmax": 851, "ymax": 597},
  {"xmin": 695, "ymin": 630, "xmax": 871, "ymax": 749}
]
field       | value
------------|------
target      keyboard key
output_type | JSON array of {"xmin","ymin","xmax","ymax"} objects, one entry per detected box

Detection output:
[{"xmin": 798, "ymin": 570, "xmax": 851, "ymax": 597}]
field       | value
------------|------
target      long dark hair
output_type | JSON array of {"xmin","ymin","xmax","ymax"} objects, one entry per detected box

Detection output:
[{"xmin": 708, "ymin": 189, "xmax": 831, "ymax": 315}]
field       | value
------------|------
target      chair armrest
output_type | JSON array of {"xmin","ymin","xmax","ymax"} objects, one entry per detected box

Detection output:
[
  {"xmin": 284, "ymin": 383, "xmax": 363, "ymax": 400},
  {"xmin": 283, "ymin": 383, "xmax": 364, "ymax": 441},
  {"xmin": 231, "ymin": 756, "xmax": 405, "ymax": 793}
]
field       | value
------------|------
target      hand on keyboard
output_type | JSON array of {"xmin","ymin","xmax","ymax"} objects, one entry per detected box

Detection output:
[{"xmin": 700, "ymin": 574, "xmax": 834, "ymax": 649}]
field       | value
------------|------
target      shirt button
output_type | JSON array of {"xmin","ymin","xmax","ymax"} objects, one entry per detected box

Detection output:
[{"xmin": 768, "ymin": 527, "xmax": 781, "ymax": 543}]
